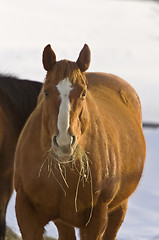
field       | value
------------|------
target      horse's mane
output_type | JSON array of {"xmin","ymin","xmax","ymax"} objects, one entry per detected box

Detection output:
[{"xmin": 0, "ymin": 74, "xmax": 42, "ymax": 130}]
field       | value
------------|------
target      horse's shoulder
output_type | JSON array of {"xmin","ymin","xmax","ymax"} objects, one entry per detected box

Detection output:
[{"xmin": 86, "ymin": 72, "xmax": 142, "ymax": 122}]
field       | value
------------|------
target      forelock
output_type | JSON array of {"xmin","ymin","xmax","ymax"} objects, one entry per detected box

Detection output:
[{"xmin": 46, "ymin": 60, "xmax": 86, "ymax": 85}]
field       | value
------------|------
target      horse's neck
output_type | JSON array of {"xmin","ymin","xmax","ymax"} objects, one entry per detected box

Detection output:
[{"xmin": 84, "ymin": 93, "xmax": 107, "ymax": 145}]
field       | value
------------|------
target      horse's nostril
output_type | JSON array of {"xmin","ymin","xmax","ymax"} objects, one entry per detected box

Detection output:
[
  {"xmin": 53, "ymin": 136, "xmax": 59, "ymax": 147},
  {"xmin": 71, "ymin": 135, "xmax": 76, "ymax": 147}
]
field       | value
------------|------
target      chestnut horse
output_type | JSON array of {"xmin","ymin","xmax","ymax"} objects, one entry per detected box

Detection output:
[
  {"xmin": 14, "ymin": 44, "xmax": 146, "ymax": 240},
  {"xmin": 0, "ymin": 75, "xmax": 42, "ymax": 240}
]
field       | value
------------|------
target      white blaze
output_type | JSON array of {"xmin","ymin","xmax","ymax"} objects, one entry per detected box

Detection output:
[{"xmin": 56, "ymin": 77, "xmax": 72, "ymax": 146}]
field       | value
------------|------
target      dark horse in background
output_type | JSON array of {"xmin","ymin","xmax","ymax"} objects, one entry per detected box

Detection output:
[{"xmin": 0, "ymin": 74, "xmax": 42, "ymax": 240}]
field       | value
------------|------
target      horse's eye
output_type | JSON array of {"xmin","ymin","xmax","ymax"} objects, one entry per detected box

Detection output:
[
  {"xmin": 44, "ymin": 90, "xmax": 49, "ymax": 97},
  {"xmin": 81, "ymin": 90, "xmax": 86, "ymax": 98}
]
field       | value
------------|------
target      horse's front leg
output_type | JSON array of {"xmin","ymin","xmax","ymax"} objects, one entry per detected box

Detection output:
[
  {"xmin": 54, "ymin": 220, "xmax": 76, "ymax": 240},
  {"xmin": 80, "ymin": 200, "xmax": 108, "ymax": 240},
  {"xmin": 15, "ymin": 190, "xmax": 47, "ymax": 240}
]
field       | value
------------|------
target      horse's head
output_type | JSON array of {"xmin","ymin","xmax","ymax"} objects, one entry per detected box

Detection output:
[{"xmin": 41, "ymin": 44, "xmax": 91, "ymax": 161}]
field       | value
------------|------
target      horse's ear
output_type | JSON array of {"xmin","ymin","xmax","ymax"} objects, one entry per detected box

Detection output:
[
  {"xmin": 76, "ymin": 44, "xmax": 91, "ymax": 72},
  {"xmin": 43, "ymin": 44, "xmax": 56, "ymax": 71}
]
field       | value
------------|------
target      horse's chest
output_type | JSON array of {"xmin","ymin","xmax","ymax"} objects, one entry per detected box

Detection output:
[
  {"xmin": 56, "ymin": 180, "xmax": 99, "ymax": 227},
  {"xmin": 24, "ymin": 169, "xmax": 96, "ymax": 206},
  {"xmin": 22, "ymin": 159, "xmax": 103, "ymax": 226}
]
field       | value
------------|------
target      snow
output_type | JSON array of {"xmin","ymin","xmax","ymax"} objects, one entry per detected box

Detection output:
[
  {"xmin": 0, "ymin": 0, "xmax": 158, "ymax": 239},
  {"xmin": 118, "ymin": 129, "xmax": 159, "ymax": 240}
]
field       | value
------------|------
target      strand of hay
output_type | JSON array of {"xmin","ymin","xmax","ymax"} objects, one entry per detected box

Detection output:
[
  {"xmin": 57, "ymin": 163, "xmax": 69, "ymax": 188},
  {"xmin": 38, "ymin": 145, "xmax": 94, "ymax": 226},
  {"xmin": 38, "ymin": 152, "xmax": 67, "ymax": 197}
]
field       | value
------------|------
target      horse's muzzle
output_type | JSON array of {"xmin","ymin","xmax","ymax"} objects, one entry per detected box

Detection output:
[
  {"xmin": 53, "ymin": 135, "xmax": 76, "ymax": 148},
  {"xmin": 52, "ymin": 135, "xmax": 76, "ymax": 158}
]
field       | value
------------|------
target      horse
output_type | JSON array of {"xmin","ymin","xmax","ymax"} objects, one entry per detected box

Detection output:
[
  {"xmin": 14, "ymin": 44, "xmax": 146, "ymax": 240},
  {"xmin": 0, "ymin": 74, "xmax": 42, "ymax": 240}
]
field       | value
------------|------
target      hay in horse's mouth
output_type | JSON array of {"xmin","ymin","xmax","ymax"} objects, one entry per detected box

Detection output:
[{"xmin": 38, "ymin": 145, "xmax": 94, "ymax": 226}]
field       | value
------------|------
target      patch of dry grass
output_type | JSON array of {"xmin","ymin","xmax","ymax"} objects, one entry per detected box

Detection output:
[
  {"xmin": 5, "ymin": 227, "xmax": 56, "ymax": 240},
  {"xmin": 5, "ymin": 227, "xmax": 20, "ymax": 240}
]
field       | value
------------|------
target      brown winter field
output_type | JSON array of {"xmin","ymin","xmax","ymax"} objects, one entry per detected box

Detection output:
[{"xmin": 5, "ymin": 227, "xmax": 56, "ymax": 240}]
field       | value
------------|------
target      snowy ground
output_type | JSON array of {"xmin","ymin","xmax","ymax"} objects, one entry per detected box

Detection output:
[{"xmin": 0, "ymin": 0, "xmax": 159, "ymax": 239}]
